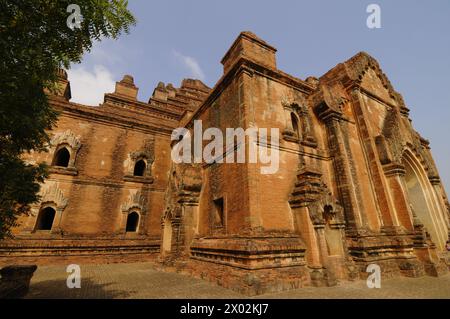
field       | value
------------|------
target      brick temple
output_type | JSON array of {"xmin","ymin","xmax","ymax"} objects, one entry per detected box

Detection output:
[{"xmin": 1, "ymin": 32, "xmax": 449, "ymax": 295}]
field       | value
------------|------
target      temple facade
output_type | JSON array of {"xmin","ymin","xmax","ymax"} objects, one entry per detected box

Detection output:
[{"xmin": 1, "ymin": 32, "xmax": 449, "ymax": 295}]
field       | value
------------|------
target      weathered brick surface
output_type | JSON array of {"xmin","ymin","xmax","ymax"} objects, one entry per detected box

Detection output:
[
  {"xmin": 2, "ymin": 75, "xmax": 209, "ymax": 266},
  {"xmin": 162, "ymin": 32, "xmax": 450, "ymax": 294},
  {"xmin": 3, "ymin": 32, "xmax": 450, "ymax": 295}
]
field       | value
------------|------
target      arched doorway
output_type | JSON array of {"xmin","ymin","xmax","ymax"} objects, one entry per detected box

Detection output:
[{"xmin": 403, "ymin": 150, "xmax": 446, "ymax": 250}]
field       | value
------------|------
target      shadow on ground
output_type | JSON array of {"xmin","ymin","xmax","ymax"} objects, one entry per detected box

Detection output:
[
  {"xmin": 26, "ymin": 277, "xmax": 134, "ymax": 299},
  {"xmin": 23, "ymin": 262, "xmax": 450, "ymax": 299}
]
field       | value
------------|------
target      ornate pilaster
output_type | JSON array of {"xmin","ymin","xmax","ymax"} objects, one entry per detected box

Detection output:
[
  {"xmin": 281, "ymin": 101, "xmax": 318, "ymax": 147},
  {"xmin": 382, "ymin": 162, "xmax": 415, "ymax": 231},
  {"xmin": 350, "ymin": 88, "xmax": 399, "ymax": 228},
  {"xmin": 289, "ymin": 166, "xmax": 348, "ymax": 284},
  {"xmin": 161, "ymin": 163, "xmax": 202, "ymax": 261},
  {"xmin": 314, "ymin": 102, "xmax": 362, "ymax": 231}
]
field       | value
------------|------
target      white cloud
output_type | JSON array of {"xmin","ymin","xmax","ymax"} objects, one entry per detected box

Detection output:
[
  {"xmin": 173, "ymin": 50, "xmax": 205, "ymax": 81},
  {"xmin": 67, "ymin": 65, "xmax": 116, "ymax": 106},
  {"xmin": 89, "ymin": 46, "xmax": 120, "ymax": 64}
]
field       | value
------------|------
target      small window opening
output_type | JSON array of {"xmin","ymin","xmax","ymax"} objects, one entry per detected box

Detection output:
[
  {"xmin": 126, "ymin": 212, "xmax": 139, "ymax": 232},
  {"xmin": 133, "ymin": 160, "xmax": 146, "ymax": 177},
  {"xmin": 53, "ymin": 147, "xmax": 70, "ymax": 167}
]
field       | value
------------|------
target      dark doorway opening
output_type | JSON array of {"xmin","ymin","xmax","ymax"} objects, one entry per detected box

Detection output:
[
  {"xmin": 36, "ymin": 207, "xmax": 56, "ymax": 230},
  {"xmin": 126, "ymin": 212, "xmax": 139, "ymax": 232}
]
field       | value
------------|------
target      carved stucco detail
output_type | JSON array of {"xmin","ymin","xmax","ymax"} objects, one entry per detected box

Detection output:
[
  {"xmin": 163, "ymin": 163, "xmax": 202, "ymax": 224},
  {"xmin": 38, "ymin": 181, "xmax": 68, "ymax": 209},
  {"xmin": 376, "ymin": 108, "xmax": 403, "ymax": 165},
  {"xmin": 282, "ymin": 99, "xmax": 318, "ymax": 147},
  {"xmin": 49, "ymin": 130, "xmax": 82, "ymax": 168},
  {"xmin": 308, "ymin": 193, "xmax": 345, "ymax": 227},
  {"xmin": 130, "ymin": 137, "xmax": 155, "ymax": 163},
  {"xmin": 50, "ymin": 130, "xmax": 81, "ymax": 152},
  {"xmin": 376, "ymin": 106, "xmax": 440, "ymax": 184},
  {"xmin": 121, "ymin": 190, "xmax": 147, "ymax": 214},
  {"xmin": 342, "ymin": 52, "xmax": 400, "ymax": 104},
  {"xmin": 312, "ymin": 52, "xmax": 408, "ymax": 124},
  {"xmin": 124, "ymin": 137, "xmax": 155, "ymax": 176},
  {"xmin": 289, "ymin": 167, "xmax": 344, "ymax": 226}
]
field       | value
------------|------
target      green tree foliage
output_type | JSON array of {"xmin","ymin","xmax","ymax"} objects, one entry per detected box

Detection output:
[{"xmin": 0, "ymin": 0, "xmax": 136, "ymax": 238}]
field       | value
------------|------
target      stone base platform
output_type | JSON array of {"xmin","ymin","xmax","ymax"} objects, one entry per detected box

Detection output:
[
  {"xmin": 0, "ymin": 238, "xmax": 160, "ymax": 267},
  {"xmin": 164, "ymin": 233, "xmax": 314, "ymax": 296},
  {"xmin": 347, "ymin": 229, "xmax": 449, "ymax": 279}
]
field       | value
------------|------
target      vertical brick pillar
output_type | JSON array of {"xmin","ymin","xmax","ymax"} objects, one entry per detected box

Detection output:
[
  {"xmin": 21, "ymin": 206, "xmax": 39, "ymax": 233},
  {"xmin": 383, "ymin": 163, "xmax": 414, "ymax": 231},
  {"xmin": 350, "ymin": 89, "xmax": 399, "ymax": 227},
  {"xmin": 314, "ymin": 224, "xmax": 329, "ymax": 266},
  {"xmin": 50, "ymin": 207, "xmax": 64, "ymax": 234},
  {"xmin": 240, "ymin": 68, "xmax": 264, "ymax": 230},
  {"xmin": 322, "ymin": 113, "xmax": 363, "ymax": 231},
  {"xmin": 180, "ymin": 204, "xmax": 199, "ymax": 255},
  {"xmin": 291, "ymin": 206, "xmax": 322, "ymax": 267}
]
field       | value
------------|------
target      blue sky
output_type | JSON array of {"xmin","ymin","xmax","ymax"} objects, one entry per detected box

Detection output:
[{"xmin": 67, "ymin": 0, "xmax": 450, "ymax": 192}]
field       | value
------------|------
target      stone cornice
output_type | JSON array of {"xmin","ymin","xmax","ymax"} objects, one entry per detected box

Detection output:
[
  {"xmin": 47, "ymin": 176, "xmax": 166, "ymax": 192},
  {"xmin": 103, "ymin": 93, "xmax": 182, "ymax": 120},
  {"xmin": 382, "ymin": 163, "xmax": 406, "ymax": 177},
  {"xmin": 49, "ymin": 97, "xmax": 177, "ymax": 136}
]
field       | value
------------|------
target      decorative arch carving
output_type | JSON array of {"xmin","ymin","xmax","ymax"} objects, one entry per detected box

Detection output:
[
  {"xmin": 161, "ymin": 163, "xmax": 202, "ymax": 256},
  {"xmin": 281, "ymin": 100, "xmax": 317, "ymax": 147},
  {"xmin": 121, "ymin": 190, "xmax": 147, "ymax": 214},
  {"xmin": 125, "ymin": 137, "xmax": 155, "ymax": 178},
  {"xmin": 39, "ymin": 182, "xmax": 68, "ymax": 210},
  {"xmin": 312, "ymin": 52, "xmax": 409, "ymax": 125},
  {"xmin": 166, "ymin": 163, "xmax": 202, "ymax": 204},
  {"xmin": 50, "ymin": 130, "xmax": 81, "ymax": 152},
  {"xmin": 49, "ymin": 130, "xmax": 81, "ymax": 169},
  {"xmin": 376, "ymin": 106, "xmax": 440, "ymax": 184},
  {"xmin": 341, "ymin": 52, "xmax": 400, "ymax": 104},
  {"xmin": 307, "ymin": 193, "xmax": 344, "ymax": 227},
  {"xmin": 289, "ymin": 167, "xmax": 344, "ymax": 226},
  {"xmin": 26, "ymin": 182, "xmax": 68, "ymax": 234},
  {"xmin": 161, "ymin": 206, "xmax": 183, "ymax": 227}
]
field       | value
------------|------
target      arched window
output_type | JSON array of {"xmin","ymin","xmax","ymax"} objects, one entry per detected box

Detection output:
[
  {"xmin": 291, "ymin": 113, "xmax": 300, "ymax": 137},
  {"xmin": 35, "ymin": 207, "xmax": 56, "ymax": 231},
  {"xmin": 133, "ymin": 159, "xmax": 146, "ymax": 177},
  {"xmin": 126, "ymin": 212, "xmax": 139, "ymax": 232},
  {"xmin": 53, "ymin": 147, "xmax": 70, "ymax": 167}
]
